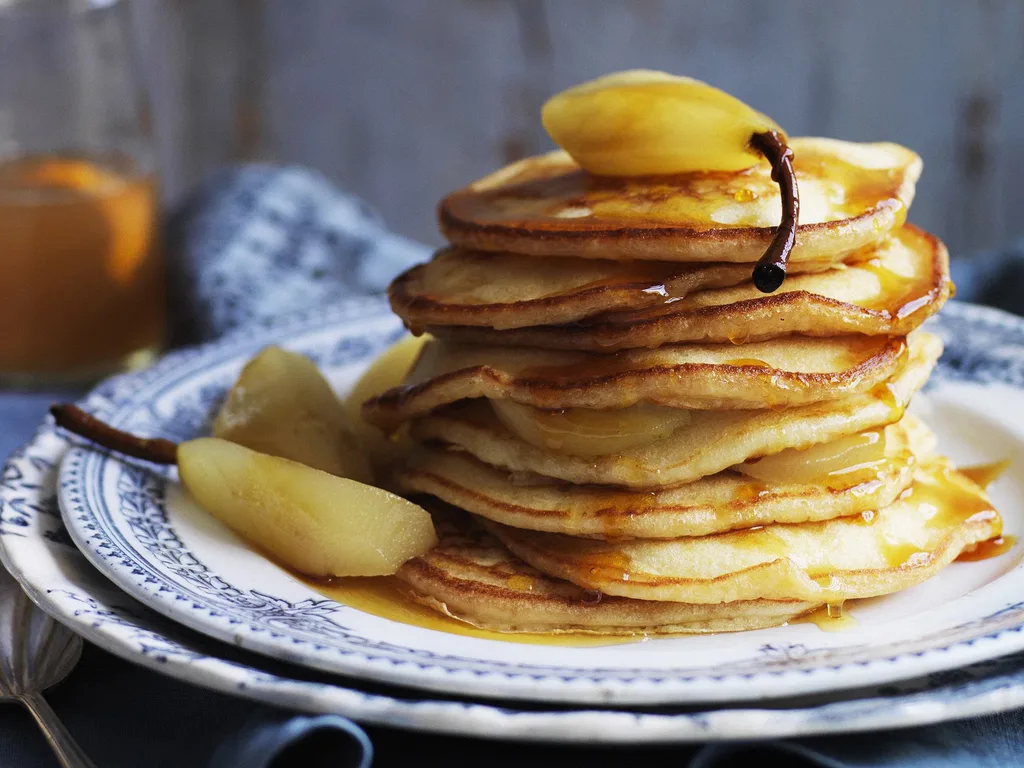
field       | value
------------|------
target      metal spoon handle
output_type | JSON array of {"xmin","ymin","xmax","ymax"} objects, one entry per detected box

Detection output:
[{"xmin": 18, "ymin": 692, "xmax": 97, "ymax": 768}]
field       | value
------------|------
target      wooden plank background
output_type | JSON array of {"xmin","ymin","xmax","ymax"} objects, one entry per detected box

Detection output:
[{"xmin": 131, "ymin": 0, "xmax": 1024, "ymax": 257}]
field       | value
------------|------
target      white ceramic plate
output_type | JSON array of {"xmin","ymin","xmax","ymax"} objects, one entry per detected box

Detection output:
[
  {"xmin": 3, "ymin": 298, "xmax": 1024, "ymax": 741},
  {"xmin": 49, "ymin": 299, "xmax": 1024, "ymax": 706}
]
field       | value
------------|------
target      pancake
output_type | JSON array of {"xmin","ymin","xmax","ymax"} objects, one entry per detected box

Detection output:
[
  {"xmin": 363, "ymin": 334, "xmax": 909, "ymax": 431},
  {"xmin": 391, "ymin": 247, "xmax": 835, "ymax": 331},
  {"xmin": 395, "ymin": 417, "xmax": 922, "ymax": 539},
  {"xmin": 439, "ymin": 138, "xmax": 921, "ymax": 264},
  {"xmin": 408, "ymin": 332, "xmax": 940, "ymax": 488},
  {"xmin": 429, "ymin": 225, "xmax": 951, "ymax": 351},
  {"xmin": 396, "ymin": 508, "xmax": 816, "ymax": 634},
  {"xmin": 484, "ymin": 458, "xmax": 999, "ymax": 605}
]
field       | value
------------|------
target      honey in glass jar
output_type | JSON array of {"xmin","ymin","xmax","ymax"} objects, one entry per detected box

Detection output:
[
  {"xmin": 0, "ymin": 154, "xmax": 164, "ymax": 383},
  {"xmin": 0, "ymin": 0, "xmax": 165, "ymax": 385}
]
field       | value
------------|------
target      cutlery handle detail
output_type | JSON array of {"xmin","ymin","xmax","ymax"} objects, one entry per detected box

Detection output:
[{"xmin": 19, "ymin": 691, "xmax": 98, "ymax": 768}]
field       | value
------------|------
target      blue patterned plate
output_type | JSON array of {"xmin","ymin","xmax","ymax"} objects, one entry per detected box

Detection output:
[
  {"xmin": 2, "ymin": 298, "xmax": 1024, "ymax": 739},
  {"xmin": 44, "ymin": 299, "xmax": 1024, "ymax": 706}
]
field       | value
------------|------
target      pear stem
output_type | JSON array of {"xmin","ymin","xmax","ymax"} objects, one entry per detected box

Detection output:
[
  {"xmin": 749, "ymin": 130, "xmax": 800, "ymax": 293},
  {"xmin": 50, "ymin": 404, "xmax": 178, "ymax": 465}
]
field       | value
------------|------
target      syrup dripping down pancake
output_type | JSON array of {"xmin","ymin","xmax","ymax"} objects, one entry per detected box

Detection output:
[
  {"xmin": 363, "ymin": 334, "xmax": 909, "ymax": 431},
  {"xmin": 407, "ymin": 332, "xmax": 940, "ymax": 488},
  {"xmin": 439, "ymin": 138, "xmax": 921, "ymax": 264},
  {"xmin": 429, "ymin": 225, "xmax": 951, "ymax": 351},
  {"xmin": 483, "ymin": 458, "xmax": 1000, "ymax": 605},
  {"xmin": 395, "ymin": 417, "xmax": 923, "ymax": 539},
  {"xmin": 391, "ymin": 247, "xmax": 835, "ymax": 331},
  {"xmin": 396, "ymin": 508, "xmax": 816, "ymax": 635}
]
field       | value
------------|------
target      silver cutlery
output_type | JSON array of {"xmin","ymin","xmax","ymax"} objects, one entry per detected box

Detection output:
[{"xmin": 0, "ymin": 570, "xmax": 96, "ymax": 768}]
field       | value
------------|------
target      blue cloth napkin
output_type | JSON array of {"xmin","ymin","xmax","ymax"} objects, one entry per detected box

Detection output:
[
  {"xmin": 210, "ymin": 713, "xmax": 372, "ymax": 768},
  {"xmin": 2, "ymin": 165, "xmax": 1023, "ymax": 767},
  {"xmin": 166, "ymin": 164, "xmax": 429, "ymax": 345}
]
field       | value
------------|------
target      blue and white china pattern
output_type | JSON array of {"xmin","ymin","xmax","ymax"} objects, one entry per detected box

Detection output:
[
  {"xmin": 2, "ymin": 299, "xmax": 1024, "ymax": 737},
  {"xmin": 49, "ymin": 299, "xmax": 1024, "ymax": 703}
]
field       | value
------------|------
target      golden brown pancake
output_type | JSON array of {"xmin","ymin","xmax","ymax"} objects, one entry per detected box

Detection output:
[
  {"xmin": 483, "ymin": 458, "xmax": 999, "ymax": 604},
  {"xmin": 429, "ymin": 225, "xmax": 951, "ymax": 351},
  {"xmin": 395, "ymin": 418, "xmax": 921, "ymax": 539},
  {"xmin": 391, "ymin": 247, "xmax": 835, "ymax": 331},
  {"xmin": 408, "ymin": 332, "xmax": 940, "ymax": 488},
  {"xmin": 363, "ymin": 334, "xmax": 909, "ymax": 431},
  {"xmin": 396, "ymin": 509, "xmax": 816, "ymax": 634},
  {"xmin": 439, "ymin": 138, "xmax": 921, "ymax": 263}
]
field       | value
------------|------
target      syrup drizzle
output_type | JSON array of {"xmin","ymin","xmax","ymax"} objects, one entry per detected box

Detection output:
[
  {"xmin": 958, "ymin": 536, "xmax": 1017, "ymax": 562},
  {"xmin": 954, "ymin": 459, "xmax": 1014, "ymax": 563},
  {"xmin": 959, "ymin": 459, "xmax": 1011, "ymax": 490},
  {"xmin": 795, "ymin": 604, "xmax": 858, "ymax": 632}
]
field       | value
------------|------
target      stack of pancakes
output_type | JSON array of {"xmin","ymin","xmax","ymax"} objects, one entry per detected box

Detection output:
[{"xmin": 363, "ymin": 138, "xmax": 1002, "ymax": 636}]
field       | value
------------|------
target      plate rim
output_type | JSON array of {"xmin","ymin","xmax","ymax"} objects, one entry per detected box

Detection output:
[{"xmin": 49, "ymin": 298, "xmax": 1024, "ymax": 705}]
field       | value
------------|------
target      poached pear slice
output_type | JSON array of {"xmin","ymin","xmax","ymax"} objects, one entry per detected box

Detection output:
[
  {"xmin": 346, "ymin": 333, "xmax": 429, "ymax": 469},
  {"xmin": 214, "ymin": 346, "xmax": 373, "ymax": 484},
  {"xmin": 178, "ymin": 437, "xmax": 438, "ymax": 578},
  {"xmin": 542, "ymin": 70, "xmax": 783, "ymax": 176},
  {"xmin": 50, "ymin": 403, "xmax": 438, "ymax": 579}
]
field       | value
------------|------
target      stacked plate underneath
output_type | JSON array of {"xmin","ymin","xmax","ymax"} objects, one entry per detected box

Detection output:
[{"xmin": 366, "ymin": 138, "xmax": 1003, "ymax": 635}]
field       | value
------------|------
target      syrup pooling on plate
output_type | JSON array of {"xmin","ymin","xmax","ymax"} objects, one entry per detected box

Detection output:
[{"xmin": 301, "ymin": 574, "xmax": 638, "ymax": 647}]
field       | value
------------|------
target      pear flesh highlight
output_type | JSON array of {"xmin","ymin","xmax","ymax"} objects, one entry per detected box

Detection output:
[
  {"xmin": 542, "ymin": 69, "xmax": 782, "ymax": 175},
  {"xmin": 178, "ymin": 437, "xmax": 438, "ymax": 578},
  {"xmin": 202, "ymin": 342, "xmax": 437, "ymax": 578}
]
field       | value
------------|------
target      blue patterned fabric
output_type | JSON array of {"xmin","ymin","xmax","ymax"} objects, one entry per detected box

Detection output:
[
  {"xmin": 166, "ymin": 165, "xmax": 429, "ymax": 346},
  {"xmin": 0, "ymin": 165, "xmax": 1023, "ymax": 767}
]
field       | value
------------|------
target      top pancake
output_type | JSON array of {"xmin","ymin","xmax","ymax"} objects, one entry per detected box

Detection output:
[{"xmin": 439, "ymin": 138, "xmax": 921, "ymax": 263}]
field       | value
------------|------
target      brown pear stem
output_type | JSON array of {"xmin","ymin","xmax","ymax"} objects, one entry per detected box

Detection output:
[
  {"xmin": 749, "ymin": 130, "xmax": 800, "ymax": 293},
  {"xmin": 50, "ymin": 404, "xmax": 179, "ymax": 465}
]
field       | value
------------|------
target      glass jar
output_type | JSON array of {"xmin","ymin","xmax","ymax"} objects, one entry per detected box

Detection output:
[{"xmin": 0, "ymin": 0, "xmax": 164, "ymax": 387}]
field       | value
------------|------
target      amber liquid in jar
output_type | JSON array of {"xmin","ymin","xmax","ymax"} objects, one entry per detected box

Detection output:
[{"xmin": 0, "ymin": 154, "xmax": 165, "ymax": 385}]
